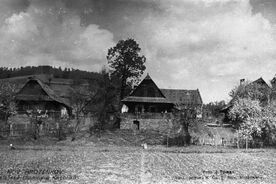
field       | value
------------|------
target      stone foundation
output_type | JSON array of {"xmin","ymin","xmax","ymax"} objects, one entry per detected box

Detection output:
[{"xmin": 120, "ymin": 113, "xmax": 174, "ymax": 134}]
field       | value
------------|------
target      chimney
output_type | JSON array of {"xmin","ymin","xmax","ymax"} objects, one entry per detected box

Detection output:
[
  {"xmin": 240, "ymin": 79, "xmax": 245, "ymax": 85},
  {"xmin": 271, "ymin": 75, "xmax": 276, "ymax": 89}
]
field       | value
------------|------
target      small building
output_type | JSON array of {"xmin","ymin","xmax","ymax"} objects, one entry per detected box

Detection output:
[
  {"xmin": 120, "ymin": 74, "xmax": 203, "ymax": 132},
  {"xmin": 221, "ymin": 77, "xmax": 272, "ymax": 122}
]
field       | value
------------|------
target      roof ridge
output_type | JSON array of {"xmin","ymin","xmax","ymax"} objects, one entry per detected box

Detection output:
[
  {"xmin": 128, "ymin": 73, "xmax": 166, "ymax": 98},
  {"xmin": 160, "ymin": 88, "xmax": 198, "ymax": 91}
]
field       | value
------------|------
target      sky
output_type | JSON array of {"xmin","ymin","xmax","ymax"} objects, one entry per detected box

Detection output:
[{"xmin": 1, "ymin": 0, "xmax": 276, "ymax": 103}]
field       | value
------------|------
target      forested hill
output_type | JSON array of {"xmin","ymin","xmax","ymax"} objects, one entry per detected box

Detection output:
[{"xmin": 0, "ymin": 66, "xmax": 102, "ymax": 80}]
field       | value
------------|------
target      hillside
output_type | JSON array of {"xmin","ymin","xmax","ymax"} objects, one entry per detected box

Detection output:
[{"xmin": 0, "ymin": 65, "xmax": 102, "ymax": 80}]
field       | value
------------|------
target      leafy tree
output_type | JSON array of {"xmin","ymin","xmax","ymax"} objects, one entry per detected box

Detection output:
[
  {"xmin": 107, "ymin": 38, "xmax": 146, "ymax": 100},
  {"xmin": 179, "ymin": 108, "xmax": 197, "ymax": 145},
  {"xmin": 166, "ymin": 108, "xmax": 197, "ymax": 146},
  {"xmin": 96, "ymin": 68, "xmax": 119, "ymax": 130},
  {"xmin": 0, "ymin": 81, "xmax": 18, "ymax": 124},
  {"xmin": 228, "ymin": 98, "xmax": 262, "ymax": 148},
  {"xmin": 229, "ymin": 98, "xmax": 262, "ymax": 132},
  {"xmin": 227, "ymin": 79, "xmax": 276, "ymax": 147},
  {"xmin": 228, "ymin": 97, "xmax": 276, "ymax": 147},
  {"xmin": 70, "ymin": 80, "xmax": 100, "ymax": 140},
  {"xmin": 25, "ymin": 109, "xmax": 48, "ymax": 140},
  {"xmin": 203, "ymin": 101, "xmax": 225, "ymax": 118},
  {"xmin": 259, "ymin": 105, "xmax": 276, "ymax": 145},
  {"xmin": 70, "ymin": 69, "xmax": 120, "ymax": 138}
]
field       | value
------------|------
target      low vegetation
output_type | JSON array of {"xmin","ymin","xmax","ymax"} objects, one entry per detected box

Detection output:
[{"xmin": 0, "ymin": 139, "xmax": 275, "ymax": 184}]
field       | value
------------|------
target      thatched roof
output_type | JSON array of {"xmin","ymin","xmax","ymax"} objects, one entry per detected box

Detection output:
[
  {"xmin": 0, "ymin": 74, "xmax": 76, "ymax": 93},
  {"xmin": 16, "ymin": 78, "xmax": 71, "ymax": 108},
  {"xmin": 1, "ymin": 74, "xmax": 89, "ymax": 109},
  {"xmin": 161, "ymin": 89, "xmax": 203, "ymax": 105}
]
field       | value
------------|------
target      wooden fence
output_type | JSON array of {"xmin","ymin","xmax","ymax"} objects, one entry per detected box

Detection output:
[{"xmin": 121, "ymin": 112, "xmax": 174, "ymax": 119}]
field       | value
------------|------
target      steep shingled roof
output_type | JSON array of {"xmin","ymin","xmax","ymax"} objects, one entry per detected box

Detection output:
[
  {"xmin": 251, "ymin": 77, "xmax": 270, "ymax": 88},
  {"xmin": 161, "ymin": 89, "xmax": 203, "ymax": 105},
  {"xmin": 122, "ymin": 74, "xmax": 203, "ymax": 106},
  {"xmin": 128, "ymin": 73, "xmax": 166, "ymax": 98}
]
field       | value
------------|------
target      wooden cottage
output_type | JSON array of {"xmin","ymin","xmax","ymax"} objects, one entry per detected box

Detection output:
[
  {"xmin": 0, "ymin": 74, "xmax": 91, "ymax": 117},
  {"xmin": 122, "ymin": 74, "xmax": 174, "ymax": 113},
  {"xmin": 16, "ymin": 77, "xmax": 72, "ymax": 116},
  {"xmin": 120, "ymin": 74, "xmax": 203, "ymax": 132}
]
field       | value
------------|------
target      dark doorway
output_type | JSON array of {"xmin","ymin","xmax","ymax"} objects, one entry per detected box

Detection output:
[{"xmin": 133, "ymin": 120, "xmax": 140, "ymax": 130}]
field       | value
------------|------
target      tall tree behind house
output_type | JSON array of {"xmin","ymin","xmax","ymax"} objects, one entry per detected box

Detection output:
[{"xmin": 107, "ymin": 38, "xmax": 146, "ymax": 101}]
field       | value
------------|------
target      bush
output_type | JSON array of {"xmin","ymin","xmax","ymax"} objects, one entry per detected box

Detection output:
[
  {"xmin": 191, "ymin": 136, "xmax": 200, "ymax": 145},
  {"xmin": 57, "ymin": 127, "xmax": 67, "ymax": 141}
]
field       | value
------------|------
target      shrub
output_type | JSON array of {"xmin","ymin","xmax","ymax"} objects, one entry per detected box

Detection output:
[
  {"xmin": 191, "ymin": 136, "xmax": 200, "ymax": 145},
  {"xmin": 164, "ymin": 135, "xmax": 191, "ymax": 147}
]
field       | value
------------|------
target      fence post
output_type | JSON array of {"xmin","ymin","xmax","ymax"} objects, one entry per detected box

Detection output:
[
  {"xmin": 237, "ymin": 137, "xmax": 239, "ymax": 149},
  {"xmin": 246, "ymin": 137, "xmax": 248, "ymax": 150},
  {"xmin": 167, "ymin": 134, "xmax": 169, "ymax": 148},
  {"xmin": 10, "ymin": 123, "xmax": 13, "ymax": 137}
]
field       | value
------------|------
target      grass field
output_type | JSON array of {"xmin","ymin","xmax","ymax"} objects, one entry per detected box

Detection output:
[{"xmin": 0, "ymin": 137, "xmax": 276, "ymax": 184}]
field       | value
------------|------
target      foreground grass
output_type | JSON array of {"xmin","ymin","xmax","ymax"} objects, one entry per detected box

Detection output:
[{"xmin": 0, "ymin": 140, "xmax": 275, "ymax": 184}]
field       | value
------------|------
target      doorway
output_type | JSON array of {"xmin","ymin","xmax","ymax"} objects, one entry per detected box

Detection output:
[{"xmin": 133, "ymin": 120, "xmax": 140, "ymax": 130}]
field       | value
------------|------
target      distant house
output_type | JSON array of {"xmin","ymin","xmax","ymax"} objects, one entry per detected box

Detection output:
[
  {"xmin": 221, "ymin": 77, "xmax": 272, "ymax": 122},
  {"xmin": 120, "ymin": 74, "xmax": 203, "ymax": 132}
]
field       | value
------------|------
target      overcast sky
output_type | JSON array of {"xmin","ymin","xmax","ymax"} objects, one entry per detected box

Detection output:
[{"xmin": 1, "ymin": 0, "xmax": 276, "ymax": 103}]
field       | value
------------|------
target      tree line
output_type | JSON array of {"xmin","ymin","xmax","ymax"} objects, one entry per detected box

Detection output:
[{"xmin": 0, "ymin": 66, "xmax": 102, "ymax": 80}]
